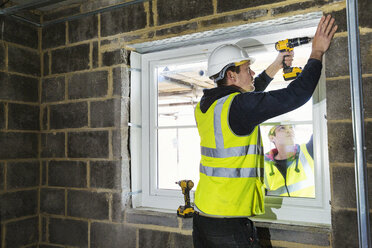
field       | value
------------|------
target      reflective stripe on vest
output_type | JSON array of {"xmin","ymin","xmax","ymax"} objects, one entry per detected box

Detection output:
[
  {"xmin": 201, "ymin": 145, "xmax": 261, "ymax": 158},
  {"xmin": 265, "ymin": 145, "xmax": 314, "ymax": 196},
  {"xmin": 200, "ymin": 163, "xmax": 264, "ymax": 178}
]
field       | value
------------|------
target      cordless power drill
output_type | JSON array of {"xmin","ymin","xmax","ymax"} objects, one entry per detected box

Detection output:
[
  {"xmin": 275, "ymin": 37, "xmax": 311, "ymax": 81},
  {"xmin": 176, "ymin": 180, "xmax": 195, "ymax": 218}
]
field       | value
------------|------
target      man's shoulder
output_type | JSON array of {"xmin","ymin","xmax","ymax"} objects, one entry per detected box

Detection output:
[{"xmin": 199, "ymin": 86, "xmax": 240, "ymax": 113}]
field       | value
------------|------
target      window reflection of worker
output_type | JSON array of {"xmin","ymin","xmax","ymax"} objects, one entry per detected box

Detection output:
[
  {"xmin": 193, "ymin": 15, "xmax": 337, "ymax": 248},
  {"xmin": 264, "ymin": 125, "xmax": 314, "ymax": 198}
]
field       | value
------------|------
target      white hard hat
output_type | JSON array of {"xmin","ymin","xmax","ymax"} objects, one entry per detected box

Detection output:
[{"xmin": 207, "ymin": 44, "xmax": 255, "ymax": 81}]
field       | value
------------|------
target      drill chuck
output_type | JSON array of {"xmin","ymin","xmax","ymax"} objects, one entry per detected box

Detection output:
[{"xmin": 287, "ymin": 37, "xmax": 311, "ymax": 48}]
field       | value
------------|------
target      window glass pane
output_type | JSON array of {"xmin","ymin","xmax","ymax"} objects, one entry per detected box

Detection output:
[
  {"xmin": 157, "ymin": 61, "xmax": 213, "ymax": 127},
  {"xmin": 261, "ymin": 124, "xmax": 313, "ymax": 151},
  {"xmin": 158, "ymin": 128, "xmax": 200, "ymax": 190},
  {"xmin": 261, "ymin": 124, "xmax": 315, "ymax": 198},
  {"xmin": 156, "ymin": 61, "xmax": 212, "ymax": 190}
]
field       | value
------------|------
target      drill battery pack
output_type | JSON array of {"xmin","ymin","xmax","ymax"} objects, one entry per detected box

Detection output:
[
  {"xmin": 283, "ymin": 67, "xmax": 302, "ymax": 81},
  {"xmin": 177, "ymin": 205, "xmax": 195, "ymax": 218}
]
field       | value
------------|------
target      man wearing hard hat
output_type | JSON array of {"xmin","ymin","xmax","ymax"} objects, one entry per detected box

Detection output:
[
  {"xmin": 193, "ymin": 15, "xmax": 337, "ymax": 248},
  {"xmin": 264, "ymin": 125, "xmax": 314, "ymax": 198}
]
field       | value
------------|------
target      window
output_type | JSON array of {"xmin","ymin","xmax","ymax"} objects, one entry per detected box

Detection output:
[{"xmin": 130, "ymin": 13, "xmax": 330, "ymax": 225}]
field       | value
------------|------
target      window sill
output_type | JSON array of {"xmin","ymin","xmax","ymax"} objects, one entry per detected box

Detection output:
[
  {"xmin": 126, "ymin": 207, "xmax": 331, "ymax": 246},
  {"xmin": 127, "ymin": 207, "xmax": 331, "ymax": 229}
]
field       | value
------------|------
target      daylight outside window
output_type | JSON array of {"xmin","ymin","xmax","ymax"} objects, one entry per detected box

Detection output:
[{"xmin": 156, "ymin": 61, "xmax": 210, "ymax": 190}]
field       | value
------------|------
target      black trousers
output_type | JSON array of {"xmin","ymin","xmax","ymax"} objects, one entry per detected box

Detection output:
[{"xmin": 192, "ymin": 213, "xmax": 261, "ymax": 248}]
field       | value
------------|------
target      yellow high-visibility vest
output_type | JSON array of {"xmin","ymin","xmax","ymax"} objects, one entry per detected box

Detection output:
[
  {"xmin": 264, "ymin": 144, "xmax": 315, "ymax": 198},
  {"xmin": 194, "ymin": 92, "xmax": 265, "ymax": 217}
]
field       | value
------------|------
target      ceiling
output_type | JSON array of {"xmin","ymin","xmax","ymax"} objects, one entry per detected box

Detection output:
[
  {"xmin": 0, "ymin": 0, "xmax": 149, "ymax": 26},
  {"xmin": 8, "ymin": 0, "xmax": 86, "ymax": 12}
]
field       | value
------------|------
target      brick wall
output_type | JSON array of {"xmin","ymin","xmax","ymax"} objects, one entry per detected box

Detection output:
[
  {"xmin": 39, "ymin": 9, "xmax": 131, "ymax": 247},
  {"xmin": 0, "ymin": 15, "xmax": 40, "ymax": 247},
  {"xmin": 1, "ymin": 0, "xmax": 371, "ymax": 247},
  {"xmin": 325, "ymin": 1, "xmax": 372, "ymax": 246}
]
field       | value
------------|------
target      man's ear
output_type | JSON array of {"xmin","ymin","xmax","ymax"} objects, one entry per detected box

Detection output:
[
  {"xmin": 269, "ymin": 135, "xmax": 275, "ymax": 143},
  {"xmin": 226, "ymin": 70, "xmax": 235, "ymax": 81}
]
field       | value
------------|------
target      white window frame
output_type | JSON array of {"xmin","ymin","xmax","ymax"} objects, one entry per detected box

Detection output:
[{"xmin": 130, "ymin": 18, "xmax": 331, "ymax": 226}]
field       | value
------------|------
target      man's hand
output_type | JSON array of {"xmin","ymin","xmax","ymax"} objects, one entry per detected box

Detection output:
[
  {"xmin": 265, "ymin": 51, "xmax": 294, "ymax": 78},
  {"xmin": 310, "ymin": 15, "xmax": 338, "ymax": 61},
  {"xmin": 276, "ymin": 51, "xmax": 294, "ymax": 68}
]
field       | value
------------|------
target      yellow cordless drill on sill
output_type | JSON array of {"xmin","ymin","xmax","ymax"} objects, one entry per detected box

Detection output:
[
  {"xmin": 275, "ymin": 37, "xmax": 311, "ymax": 81},
  {"xmin": 176, "ymin": 180, "xmax": 195, "ymax": 218}
]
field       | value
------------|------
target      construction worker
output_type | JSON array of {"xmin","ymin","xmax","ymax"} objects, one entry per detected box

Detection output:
[
  {"xmin": 264, "ymin": 125, "xmax": 314, "ymax": 198},
  {"xmin": 193, "ymin": 15, "xmax": 337, "ymax": 248}
]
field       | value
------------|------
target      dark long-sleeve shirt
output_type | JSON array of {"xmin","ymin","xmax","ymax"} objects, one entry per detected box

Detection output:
[{"xmin": 198, "ymin": 58, "xmax": 322, "ymax": 135}]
